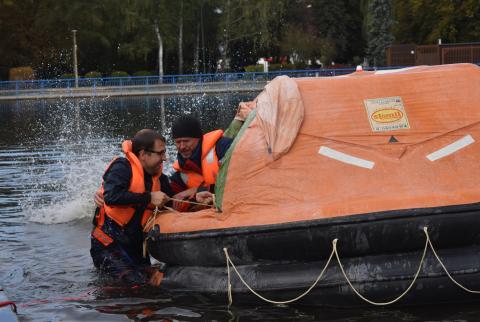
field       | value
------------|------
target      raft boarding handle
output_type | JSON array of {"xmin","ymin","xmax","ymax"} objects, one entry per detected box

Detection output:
[{"xmin": 223, "ymin": 227, "xmax": 480, "ymax": 306}]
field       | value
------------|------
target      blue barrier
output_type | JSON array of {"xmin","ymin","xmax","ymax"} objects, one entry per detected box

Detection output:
[{"xmin": 0, "ymin": 67, "xmax": 404, "ymax": 96}]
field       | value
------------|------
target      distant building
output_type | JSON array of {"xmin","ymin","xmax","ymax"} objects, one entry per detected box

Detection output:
[{"xmin": 386, "ymin": 42, "xmax": 480, "ymax": 66}]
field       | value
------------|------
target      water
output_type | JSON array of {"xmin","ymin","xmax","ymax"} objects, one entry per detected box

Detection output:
[{"xmin": 0, "ymin": 94, "xmax": 479, "ymax": 321}]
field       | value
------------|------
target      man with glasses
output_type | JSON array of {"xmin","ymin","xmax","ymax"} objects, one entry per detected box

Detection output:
[{"xmin": 90, "ymin": 129, "xmax": 173, "ymax": 287}]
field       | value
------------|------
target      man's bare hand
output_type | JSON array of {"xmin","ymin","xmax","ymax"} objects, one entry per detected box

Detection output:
[
  {"xmin": 195, "ymin": 191, "xmax": 213, "ymax": 205},
  {"xmin": 173, "ymin": 187, "xmax": 197, "ymax": 200},
  {"xmin": 149, "ymin": 270, "xmax": 164, "ymax": 287},
  {"xmin": 172, "ymin": 187, "xmax": 197, "ymax": 210},
  {"xmin": 150, "ymin": 191, "xmax": 169, "ymax": 207},
  {"xmin": 94, "ymin": 189, "xmax": 104, "ymax": 207}
]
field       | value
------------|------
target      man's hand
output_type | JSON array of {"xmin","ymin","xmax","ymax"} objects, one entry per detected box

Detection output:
[
  {"xmin": 150, "ymin": 191, "xmax": 169, "ymax": 207},
  {"xmin": 172, "ymin": 187, "xmax": 197, "ymax": 210},
  {"xmin": 149, "ymin": 270, "xmax": 164, "ymax": 287},
  {"xmin": 196, "ymin": 191, "xmax": 213, "ymax": 205},
  {"xmin": 94, "ymin": 189, "xmax": 104, "ymax": 207},
  {"xmin": 173, "ymin": 187, "xmax": 197, "ymax": 200}
]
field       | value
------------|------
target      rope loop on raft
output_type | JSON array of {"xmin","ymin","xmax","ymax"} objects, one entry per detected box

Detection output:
[
  {"xmin": 223, "ymin": 245, "xmax": 336, "ymax": 305},
  {"xmin": 223, "ymin": 226, "xmax": 480, "ymax": 306}
]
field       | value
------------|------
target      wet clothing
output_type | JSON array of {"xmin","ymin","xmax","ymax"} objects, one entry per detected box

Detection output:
[
  {"xmin": 90, "ymin": 157, "xmax": 174, "ymax": 285},
  {"xmin": 169, "ymin": 135, "xmax": 233, "ymax": 194}
]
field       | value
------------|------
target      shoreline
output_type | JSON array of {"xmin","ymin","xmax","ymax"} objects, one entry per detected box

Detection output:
[{"xmin": 0, "ymin": 80, "xmax": 266, "ymax": 101}]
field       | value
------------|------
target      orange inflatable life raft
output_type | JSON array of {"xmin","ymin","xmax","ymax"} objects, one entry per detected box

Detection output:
[{"xmin": 147, "ymin": 64, "xmax": 480, "ymax": 306}]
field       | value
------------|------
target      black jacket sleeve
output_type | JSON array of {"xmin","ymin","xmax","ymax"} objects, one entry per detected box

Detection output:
[
  {"xmin": 103, "ymin": 158, "xmax": 151, "ymax": 206},
  {"xmin": 215, "ymin": 136, "xmax": 233, "ymax": 160},
  {"xmin": 159, "ymin": 173, "xmax": 175, "ymax": 198}
]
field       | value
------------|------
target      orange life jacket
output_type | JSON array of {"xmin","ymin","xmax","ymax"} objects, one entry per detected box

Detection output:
[
  {"xmin": 92, "ymin": 140, "xmax": 161, "ymax": 246},
  {"xmin": 172, "ymin": 130, "xmax": 224, "ymax": 189}
]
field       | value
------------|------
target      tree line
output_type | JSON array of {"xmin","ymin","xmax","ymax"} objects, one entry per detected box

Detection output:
[{"xmin": 0, "ymin": 0, "xmax": 479, "ymax": 80}]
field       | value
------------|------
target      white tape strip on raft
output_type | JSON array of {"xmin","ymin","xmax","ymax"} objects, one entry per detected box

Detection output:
[
  {"xmin": 426, "ymin": 135, "xmax": 475, "ymax": 161},
  {"xmin": 318, "ymin": 146, "xmax": 375, "ymax": 169}
]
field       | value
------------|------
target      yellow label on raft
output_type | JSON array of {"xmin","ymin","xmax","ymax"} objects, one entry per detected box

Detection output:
[{"xmin": 364, "ymin": 96, "xmax": 410, "ymax": 132}]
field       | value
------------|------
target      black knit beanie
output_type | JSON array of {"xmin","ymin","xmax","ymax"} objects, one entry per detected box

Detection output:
[{"xmin": 172, "ymin": 115, "xmax": 203, "ymax": 139}]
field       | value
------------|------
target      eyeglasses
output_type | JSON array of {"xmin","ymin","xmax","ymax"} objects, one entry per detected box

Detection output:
[{"xmin": 146, "ymin": 149, "xmax": 166, "ymax": 157}]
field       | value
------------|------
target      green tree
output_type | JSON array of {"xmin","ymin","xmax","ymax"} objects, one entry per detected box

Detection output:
[
  {"xmin": 365, "ymin": 0, "xmax": 395, "ymax": 66},
  {"xmin": 280, "ymin": 0, "xmax": 365, "ymax": 66},
  {"xmin": 312, "ymin": 0, "xmax": 350, "ymax": 63},
  {"xmin": 0, "ymin": 0, "xmax": 114, "ymax": 78},
  {"xmin": 393, "ymin": 0, "xmax": 480, "ymax": 45},
  {"xmin": 214, "ymin": 0, "xmax": 286, "ymax": 70},
  {"xmin": 280, "ymin": 1, "xmax": 319, "ymax": 64}
]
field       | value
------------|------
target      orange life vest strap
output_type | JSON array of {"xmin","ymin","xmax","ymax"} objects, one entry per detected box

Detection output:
[
  {"xmin": 201, "ymin": 130, "xmax": 223, "ymax": 185},
  {"xmin": 92, "ymin": 227, "xmax": 114, "ymax": 246}
]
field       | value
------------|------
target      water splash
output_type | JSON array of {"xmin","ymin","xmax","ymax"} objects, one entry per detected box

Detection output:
[
  {"xmin": 11, "ymin": 97, "xmax": 125, "ymax": 224},
  {"xmin": 21, "ymin": 139, "xmax": 119, "ymax": 224}
]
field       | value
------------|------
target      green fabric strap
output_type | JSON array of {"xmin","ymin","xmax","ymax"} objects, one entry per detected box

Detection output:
[
  {"xmin": 215, "ymin": 110, "xmax": 257, "ymax": 211},
  {"xmin": 223, "ymin": 119, "xmax": 244, "ymax": 139}
]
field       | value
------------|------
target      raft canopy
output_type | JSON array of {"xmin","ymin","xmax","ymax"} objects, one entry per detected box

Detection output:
[{"xmin": 157, "ymin": 64, "xmax": 480, "ymax": 233}]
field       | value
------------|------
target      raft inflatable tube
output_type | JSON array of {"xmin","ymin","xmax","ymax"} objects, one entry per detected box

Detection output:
[
  {"xmin": 147, "ymin": 64, "xmax": 480, "ymax": 306},
  {"xmin": 0, "ymin": 287, "xmax": 18, "ymax": 322}
]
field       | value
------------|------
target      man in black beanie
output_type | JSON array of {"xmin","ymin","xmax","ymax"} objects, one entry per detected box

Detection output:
[
  {"xmin": 171, "ymin": 115, "xmax": 204, "ymax": 159},
  {"xmin": 169, "ymin": 115, "xmax": 232, "ymax": 209}
]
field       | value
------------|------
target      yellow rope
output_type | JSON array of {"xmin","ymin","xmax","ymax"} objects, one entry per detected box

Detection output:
[
  {"xmin": 162, "ymin": 205, "xmax": 180, "ymax": 213},
  {"xmin": 168, "ymin": 197, "xmax": 215, "ymax": 208},
  {"xmin": 143, "ymin": 206, "xmax": 160, "ymax": 257},
  {"xmin": 225, "ymin": 248, "xmax": 233, "ymax": 306},
  {"xmin": 333, "ymin": 231, "xmax": 428, "ymax": 306},
  {"xmin": 224, "ymin": 226, "xmax": 480, "ymax": 306},
  {"xmin": 143, "ymin": 206, "xmax": 161, "ymax": 233},
  {"xmin": 426, "ymin": 228, "xmax": 480, "ymax": 294},
  {"xmin": 142, "ymin": 199, "xmax": 212, "ymax": 257},
  {"xmin": 143, "ymin": 195, "xmax": 214, "ymax": 232},
  {"xmin": 223, "ymin": 246, "xmax": 335, "ymax": 305}
]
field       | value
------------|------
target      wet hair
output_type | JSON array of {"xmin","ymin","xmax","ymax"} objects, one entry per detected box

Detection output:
[{"xmin": 131, "ymin": 129, "xmax": 165, "ymax": 156}]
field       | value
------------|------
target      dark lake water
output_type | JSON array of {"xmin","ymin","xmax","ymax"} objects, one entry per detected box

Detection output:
[{"xmin": 1, "ymin": 93, "xmax": 480, "ymax": 321}]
